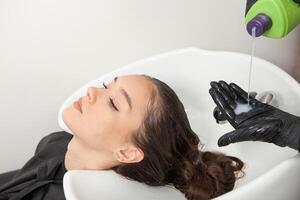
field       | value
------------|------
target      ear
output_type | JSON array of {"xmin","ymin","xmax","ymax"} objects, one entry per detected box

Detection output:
[{"xmin": 115, "ymin": 145, "xmax": 144, "ymax": 163}]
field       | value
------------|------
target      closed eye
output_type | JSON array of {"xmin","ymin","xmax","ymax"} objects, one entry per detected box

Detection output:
[
  {"xmin": 102, "ymin": 82, "xmax": 108, "ymax": 89},
  {"xmin": 102, "ymin": 82, "xmax": 119, "ymax": 112}
]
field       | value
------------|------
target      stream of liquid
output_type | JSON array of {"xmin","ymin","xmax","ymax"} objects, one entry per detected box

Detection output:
[
  {"xmin": 234, "ymin": 27, "xmax": 256, "ymax": 115},
  {"xmin": 247, "ymin": 27, "xmax": 256, "ymax": 103}
]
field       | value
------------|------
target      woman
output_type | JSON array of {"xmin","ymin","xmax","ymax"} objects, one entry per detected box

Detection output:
[{"xmin": 0, "ymin": 74, "xmax": 244, "ymax": 200}]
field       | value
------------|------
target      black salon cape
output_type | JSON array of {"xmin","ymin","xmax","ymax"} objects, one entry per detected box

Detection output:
[
  {"xmin": 298, "ymin": 135, "xmax": 300, "ymax": 152},
  {"xmin": 0, "ymin": 131, "xmax": 73, "ymax": 200}
]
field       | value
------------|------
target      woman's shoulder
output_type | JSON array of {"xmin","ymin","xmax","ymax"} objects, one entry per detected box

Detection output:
[{"xmin": 34, "ymin": 131, "xmax": 73, "ymax": 155}]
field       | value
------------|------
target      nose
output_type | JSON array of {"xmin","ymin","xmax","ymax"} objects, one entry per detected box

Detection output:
[{"xmin": 86, "ymin": 87, "xmax": 99, "ymax": 104}]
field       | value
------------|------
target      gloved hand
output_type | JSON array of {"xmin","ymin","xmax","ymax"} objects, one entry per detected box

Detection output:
[{"xmin": 209, "ymin": 80, "xmax": 300, "ymax": 151}]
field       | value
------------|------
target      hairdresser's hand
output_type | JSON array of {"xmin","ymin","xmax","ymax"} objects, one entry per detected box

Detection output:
[{"xmin": 209, "ymin": 80, "xmax": 300, "ymax": 151}]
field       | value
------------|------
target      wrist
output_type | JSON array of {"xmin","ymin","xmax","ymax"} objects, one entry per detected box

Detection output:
[
  {"xmin": 288, "ymin": 116, "xmax": 300, "ymax": 151},
  {"xmin": 284, "ymin": 123, "xmax": 300, "ymax": 151}
]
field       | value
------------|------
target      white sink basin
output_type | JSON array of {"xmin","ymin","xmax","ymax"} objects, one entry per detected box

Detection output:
[{"xmin": 58, "ymin": 47, "xmax": 300, "ymax": 200}]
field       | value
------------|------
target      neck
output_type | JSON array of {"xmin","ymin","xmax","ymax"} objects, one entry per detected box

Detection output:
[{"xmin": 64, "ymin": 149, "xmax": 120, "ymax": 171}]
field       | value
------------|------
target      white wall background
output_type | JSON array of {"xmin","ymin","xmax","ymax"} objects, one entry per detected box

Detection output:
[{"xmin": 0, "ymin": 0, "xmax": 300, "ymax": 172}]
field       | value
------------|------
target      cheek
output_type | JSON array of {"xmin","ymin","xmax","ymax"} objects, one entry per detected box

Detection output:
[
  {"xmin": 65, "ymin": 103, "xmax": 130, "ymax": 151},
  {"xmin": 77, "ymin": 109, "xmax": 120, "ymax": 150},
  {"xmin": 82, "ymin": 108, "xmax": 112, "ymax": 133}
]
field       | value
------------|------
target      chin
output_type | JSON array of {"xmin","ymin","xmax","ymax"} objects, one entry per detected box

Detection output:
[{"xmin": 62, "ymin": 106, "xmax": 81, "ymax": 131}]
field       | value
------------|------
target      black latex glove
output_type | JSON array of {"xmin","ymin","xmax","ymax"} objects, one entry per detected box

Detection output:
[{"xmin": 209, "ymin": 80, "xmax": 300, "ymax": 151}]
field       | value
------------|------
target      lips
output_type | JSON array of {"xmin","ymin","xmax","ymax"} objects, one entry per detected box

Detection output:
[{"xmin": 73, "ymin": 98, "xmax": 83, "ymax": 113}]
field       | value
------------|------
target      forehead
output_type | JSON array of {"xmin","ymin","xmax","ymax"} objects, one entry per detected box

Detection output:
[
  {"xmin": 116, "ymin": 75, "xmax": 155, "ymax": 112},
  {"xmin": 117, "ymin": 75, "xmax": 156, "ymax": 131}
]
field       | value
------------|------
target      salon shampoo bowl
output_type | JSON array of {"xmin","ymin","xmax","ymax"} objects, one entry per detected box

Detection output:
[{"xmin": 58, "ymin": 47, "xmax": 300, "ymax": 200}]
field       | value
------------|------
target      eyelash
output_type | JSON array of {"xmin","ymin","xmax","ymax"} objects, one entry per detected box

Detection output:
[{"xmin": 102, "ymin": 82, "xmax": 119, "ymax": 111}]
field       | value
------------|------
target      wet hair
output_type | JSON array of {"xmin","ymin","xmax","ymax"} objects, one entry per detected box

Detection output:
[{"xmin": 112, "ymin": 75, "xmax": 244, "ymax": 200}]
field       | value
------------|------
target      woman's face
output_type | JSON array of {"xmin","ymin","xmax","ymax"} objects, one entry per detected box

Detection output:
[{"xmin": 62, "ymin": 75, "xmax": 154, "ymax": 170}]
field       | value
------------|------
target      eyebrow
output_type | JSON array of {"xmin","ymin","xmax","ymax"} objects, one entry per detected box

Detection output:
[{"xmin": 114, "ymin": 76, "xmax": 132, "ymax": 111}]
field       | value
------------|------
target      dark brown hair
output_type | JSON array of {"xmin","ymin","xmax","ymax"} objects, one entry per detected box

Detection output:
[{"xmin": 112, "ymin": 75, "xmax": 244, "ymax": 200}]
